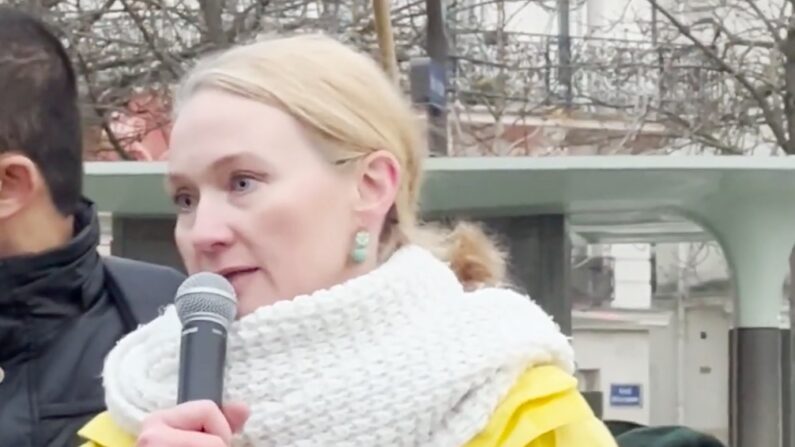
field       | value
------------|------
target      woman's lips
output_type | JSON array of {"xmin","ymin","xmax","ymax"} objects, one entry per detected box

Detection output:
[{"xmin": 220, "ymin": 268, "xmax": 260, "ymax": 294}]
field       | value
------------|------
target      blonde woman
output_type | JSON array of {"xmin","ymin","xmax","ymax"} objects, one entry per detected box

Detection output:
[{"xmin": 79, "ymin": 34, "xmax": 617, "ymax": 447}]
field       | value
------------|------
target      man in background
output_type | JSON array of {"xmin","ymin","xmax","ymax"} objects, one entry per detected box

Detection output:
[{"xmin": 0, "ymin": 7, "xmax": 184, "ymax": 446}]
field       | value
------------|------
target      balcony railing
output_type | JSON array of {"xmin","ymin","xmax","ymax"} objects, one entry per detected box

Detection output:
[{"xmin": 449, "ymin": 30, "xmax": 729, "ymax": 121}]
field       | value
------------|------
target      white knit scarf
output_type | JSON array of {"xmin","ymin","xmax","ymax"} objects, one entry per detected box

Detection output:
[{"xmin": 102, "ymin": 245, "xmax": 575, "ymax": 447}]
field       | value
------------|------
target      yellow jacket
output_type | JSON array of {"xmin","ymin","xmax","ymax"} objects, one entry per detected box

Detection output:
[{"xmin": 79, "ymin": 365, "xmax": 616, "ymax": 447}]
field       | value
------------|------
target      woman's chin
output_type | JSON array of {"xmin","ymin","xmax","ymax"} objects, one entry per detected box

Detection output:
[{"xmin": 235, "ymin": 291, "xmax": 284, "ymax": 318}]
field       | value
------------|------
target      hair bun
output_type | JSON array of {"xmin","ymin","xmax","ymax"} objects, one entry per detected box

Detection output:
[
  {"xmin": 445, "ymin": 222, "xmax": 507, "ymax": 290},
  {"xmin": 410, "ymin": 221, "xmax": 508, "ymax": 291}
]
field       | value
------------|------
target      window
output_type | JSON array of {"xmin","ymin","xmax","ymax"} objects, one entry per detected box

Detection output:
[{"xmin": 575, "ymin": 368, "xmax": 602, "ymax": 392}]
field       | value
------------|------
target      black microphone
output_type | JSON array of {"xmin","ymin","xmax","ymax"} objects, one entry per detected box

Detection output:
[{"xmin": 174, "ymin": 272, "xmax": 238, "ymax": 406}]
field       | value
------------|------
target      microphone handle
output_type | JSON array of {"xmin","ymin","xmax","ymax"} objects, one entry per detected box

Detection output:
[{"xmin": 177, "ymin": 319, "xmax": 227, "ymax": 406}]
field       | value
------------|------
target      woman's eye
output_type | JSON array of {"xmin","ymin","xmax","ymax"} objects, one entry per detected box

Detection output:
[
  {"xmin": 173, "ymin": 193, "xmax": 195, "ymax": 212},
  {"xmin": 230, "ymin": 175, "xmax": 257, "ymax": 193}
]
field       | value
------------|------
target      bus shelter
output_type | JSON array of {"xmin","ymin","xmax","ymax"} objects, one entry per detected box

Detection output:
[{"xmin": 86, "ymin": 155, "xmax": 795, "ymax": 447}]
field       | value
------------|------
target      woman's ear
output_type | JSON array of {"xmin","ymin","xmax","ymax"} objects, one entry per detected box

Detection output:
[{"xmin": 353, "ymin": 150, "xmax": 400, "ymax": 225}]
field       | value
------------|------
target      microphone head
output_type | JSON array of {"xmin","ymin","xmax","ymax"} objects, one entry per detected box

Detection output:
[{"xmin": 174, "ymin": 272, "xmax": 238, "ymax": 328}]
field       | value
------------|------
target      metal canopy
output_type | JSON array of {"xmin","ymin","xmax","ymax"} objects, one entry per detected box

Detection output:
[
  {"xmin": 84, "ymin": 155, "xmax": 795, "ymax": 325},
  {"xmin": 86, "ymin": 155, "xmax": 795, "ymax": 323},
  {"xmin": 85, "ymin": 155, "xmax": 795, "ymax": 447},
  {"xmin": 85, "ymin": 155, "xmax": 793, "ymax": 243}
]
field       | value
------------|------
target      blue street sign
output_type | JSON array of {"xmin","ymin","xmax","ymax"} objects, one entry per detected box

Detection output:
[{"xmin": 609, "ymin": 384, "xmax": 642, "ymax": 407}]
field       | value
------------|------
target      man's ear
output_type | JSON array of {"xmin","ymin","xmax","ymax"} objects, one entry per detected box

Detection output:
[
  {"xmin": 353, "ymin": 150, "xmax": 401, "ymax": 225},
  {"xmin": 0, "ymin": 153, "xmax": 41, "ymax": 220}
]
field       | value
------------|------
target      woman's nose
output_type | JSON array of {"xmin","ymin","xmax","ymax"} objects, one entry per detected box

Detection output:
[{"xmin": 188, "ymin": 200, "xmax": 235, "ymax": 253}]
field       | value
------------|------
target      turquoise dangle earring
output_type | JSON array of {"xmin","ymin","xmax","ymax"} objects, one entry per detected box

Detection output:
[{"xmin": 351, "ymin": 230, "xmax": 370, "ymax": 264}]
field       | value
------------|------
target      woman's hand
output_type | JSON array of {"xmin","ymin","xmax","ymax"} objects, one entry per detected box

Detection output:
[{"xmin": 137, "ymin": 400, "xmax": 250, "ymax": 447}]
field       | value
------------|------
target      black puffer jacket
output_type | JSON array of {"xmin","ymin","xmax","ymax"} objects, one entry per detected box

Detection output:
[{"xmin": 0, "ymin": 200, "xmax": 183, "ymax": 446}]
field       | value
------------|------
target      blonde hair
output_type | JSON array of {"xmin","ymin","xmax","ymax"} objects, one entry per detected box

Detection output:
[{"xmin": 174, "ymin": 33, "xmax": 508, "ymax": 289}]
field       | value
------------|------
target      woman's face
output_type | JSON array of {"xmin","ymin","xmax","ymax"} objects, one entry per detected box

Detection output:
[{"xmin": 167, "ymin": 89, "xmax": 385, "ymax": 316}]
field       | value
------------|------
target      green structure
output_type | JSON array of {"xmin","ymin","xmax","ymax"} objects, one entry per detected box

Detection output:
[{"xmin": 86, "ymin": 156, "xmax": 795, "ymax": 447}]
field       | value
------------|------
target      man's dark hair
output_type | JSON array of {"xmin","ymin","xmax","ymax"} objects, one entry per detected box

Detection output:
[{"xmin": 0, "ymin": 7, "xmax": 82, "ymax": 216}]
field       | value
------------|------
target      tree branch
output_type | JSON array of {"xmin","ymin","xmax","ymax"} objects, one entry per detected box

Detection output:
[
  {"xmin": 117, "ymin": 0, "xmax": 182, "ymax": 78},
  {"xmin": 690, "ymin": 17, "xmax": 776, "ymax": 49},
  {"xmin": 647, "ymin": 0, "xmax": 789, "ymax": 152},
  {"xmin": 741, "ymin": 0, "xmax": 782, "ymax": 44},
  {"xmin": 68, "ymin": 45, "xmax": 132, "ymax": 160},
  {"xmin": 198, "ymin": 0, "xmax": 227, "ymax": 48}
]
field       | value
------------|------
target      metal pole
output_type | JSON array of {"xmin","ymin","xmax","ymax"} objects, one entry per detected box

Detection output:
[
  {"xmin": 676, "ymin": 243, "xmax": 687, "ymax": 425},
  {"xmin": 730, "ymin": 328, "xmax": 783, "ymax": 447},
  {"xmin": 372, "ymin": 0, "xmax": 399, "ymax": 83},
  {"xmin": 557, "ymin": 0, "xmax": 572, "ymax": 107},
  {"xmin": 484, "ymin": 216, "xmax": 572, "ymax": 335},
  {"xmin": 423, "ymin": 0, "xmax": 449, "ymax": 156},
  {"xmin": 788, "ymin": 248, "xmax": 795, "ymax": 447}
]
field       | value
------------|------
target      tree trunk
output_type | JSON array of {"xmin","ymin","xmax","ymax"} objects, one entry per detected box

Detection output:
[
  {"xmin": 781, "ymin": 24, "xmax": 795, "ymax": 154},
  {"xmin": 199, "ymin": 0, "xmax": 226, "ymax": 48}
]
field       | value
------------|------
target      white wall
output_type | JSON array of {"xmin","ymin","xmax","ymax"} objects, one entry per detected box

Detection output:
[
  {"xmin": 611, "ymin": 243, "xmax": 652, "ymax": 308},
  {"xmin": 586, "ymin": 0, "xmax": 651, "ymax": 40},
  {"xmin": 463, "ymin": 0, "xmax": 592, "ymax": 37},
  {"xmin": 470, "ymin": 0, "xmax": 652, "ymax": 40},
  {"xmin": 580, "ymin": 0, "xmax": 782, "ymax": 42},
  {"xmin": 683, "ymin": 304, "xmax": 730, "ymax": 443},
  {"xmin": 572, "ymin": 329, "xmax": 651, "ymax": 423},
  {"xmin": 649, "ymin": 323, "xmax": 679, "ymax": 425},
  {"xmin": 574, "ymin": 303, "xmax": 730, "ymax": 442}
]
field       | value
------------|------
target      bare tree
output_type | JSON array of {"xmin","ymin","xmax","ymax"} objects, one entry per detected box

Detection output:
[
  {"xmin": 447, "ymin": 0, "xmax": 564, "ymax": 155},
  {"xmin": 10, "ymin": 0, "xmax": 447, "ymax": 158},
  {"xmin": 608, "ymin": 0, "xmax": 794, "ymax": 155},
  {"xmin": 14, "ymin": 0, "xmax": 618, "ymax": 158},
  {"xmin": 25, "ymin": 0, "xmax": 783, "ymax": 158},
  {"xmin": 442, "ymin": 0, "xmax": 665, "ymax": 156},
  {"xmin": 447, "ymin": 0, "xmax": 795, "ymax": 156}
]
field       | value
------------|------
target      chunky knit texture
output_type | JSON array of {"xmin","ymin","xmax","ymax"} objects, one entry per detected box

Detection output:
[{"xmin": 102, "ymin": 245, "xmax": 575, "ymax": 447}]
